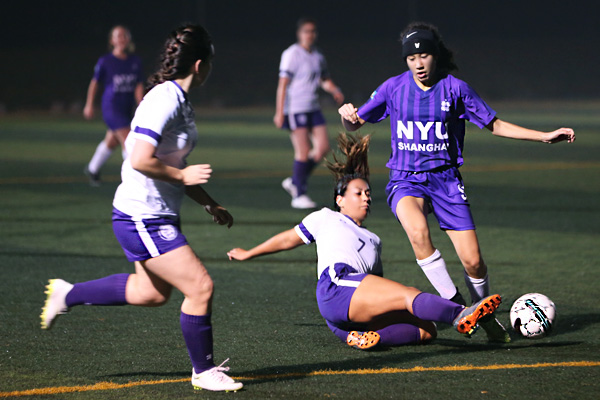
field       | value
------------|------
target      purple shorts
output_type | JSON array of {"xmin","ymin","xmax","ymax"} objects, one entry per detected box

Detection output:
[
  {"xmin": 102, "ymin": 97, "xmax": 134, "ymax": 131},
  {"xmin": 385, "ymin": 166, "xmax": 475, "ymax": 231},
  {"xmin": 316, "ymin": 263, "xmax": 368, "ymax": 326},
  {"xmin": 282, "ymin": 110, "xmax": 326, "ymax": 131},
  {"xmin": 112, "ymin": 208, "xmax": 188, "ymax": 262}
]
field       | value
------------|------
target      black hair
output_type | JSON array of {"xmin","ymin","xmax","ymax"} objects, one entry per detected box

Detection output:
[
  {"xmin": 400, "ymin": 22, "xmax": 458, "ymax": 76},
  {"xmin": 326, "ymin": 133, "xmax": 371, "ymax": 211},
  {"xmin": 297, "ymin": 17, "xmax": 318, "ymax": 30},
  {"xmin": 148, "ymin": 24, "xmax": 213, "ymax": 90}
]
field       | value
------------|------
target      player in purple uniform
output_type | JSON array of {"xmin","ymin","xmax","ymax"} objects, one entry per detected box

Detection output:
[
  {"xmin": 228, "ymin": 133, "xmax": 502, "ymax": 350},
  {"xmin": 83, "ymin": 25, "xmax": 144, "ymax": 186},
  {"xmin": 41, "ymin": 25, "xmax": 243, "ymax": 392},
  {"xmin": 275, "ymin": 17, "xmax": 345, "ymax": 209},
  {"xmin": 338, "ymin": 22, "xmax": 575, "ymax": 343}
]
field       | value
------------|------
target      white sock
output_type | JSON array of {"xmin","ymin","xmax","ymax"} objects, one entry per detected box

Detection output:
[
  {"xmin": 416, "ymin": 249, "xmax": 457, "ymax": 299},
  {"xmin": 464, "ymin": 271, "xmax": 489, "ymax": 303},
  {"xmin": 88, "ymin": 141, "xmax": 113, "ymax": 174}
]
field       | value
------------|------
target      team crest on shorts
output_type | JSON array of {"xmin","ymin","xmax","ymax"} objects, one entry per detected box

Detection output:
[{"xmin": 158, "ymin": 225, "xmax": 178, "ymax": 241}]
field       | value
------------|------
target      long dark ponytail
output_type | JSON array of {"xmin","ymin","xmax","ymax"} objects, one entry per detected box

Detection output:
[
  {"xmin": 147, "ymin": 24, "xmax": 214, "ymax": 90},
  {"xmin": 326, "ymin": 133, "xmax": 371, "ymax": 211}
]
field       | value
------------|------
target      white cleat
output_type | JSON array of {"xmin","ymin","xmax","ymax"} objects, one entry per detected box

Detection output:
[
  {"xmin": 281, "ymin": 177, "xmax": 297, "ymax": 198},
  {"xmin": 192, "ymin": 359, "xmax": 243, "ymax": 392},
  {"xmin": 40, "ymin": 279, "xmax": 73, "ymax": 330},
  {"xmin": 291, "ymin": 194, "xmax": 317, "ymax": 209}
]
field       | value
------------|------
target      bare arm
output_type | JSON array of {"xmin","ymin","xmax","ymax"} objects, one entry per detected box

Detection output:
[
  {"xmin": 186, "ymin": 185, "xmax": 234, "ymax": 228},
  {"xmin": 338, "ymin": 103, "xmax": 365, "ymax": 132},
  {"xmin": 273, "ymin": 76, "xmax": 290, "ymax": 128},
  {"xmin": 134, "ymin": 82, "xmax": 144, "ymax": 105},
  {"xmin": 487, "ymin": 117, "xmax": 575, "ymax": 144},
  {"xmin": 321, "ymin": 78, "xmax": 344, "ymax": 105},
  {"xmin": 227, "ymin": 228, "xmax": 305, "ymax": 261},
  {"xmin": 129, "ymin": 139, "xmax": 212, "ymax": 185},
  {"xmin": 83, "ymin": 79, "xmax": 99, "ymax": 120}
]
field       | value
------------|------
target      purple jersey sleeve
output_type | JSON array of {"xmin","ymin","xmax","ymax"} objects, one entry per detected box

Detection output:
[
  {"xmin": 92, "ymin": 56, "xmax": 105, "ymax": 82},
  {"xmin": 357, "ymin": 80, "xmax": 391, "ymax": 123},
  {"xmin": 454, "ymin": 78, "xmax": 496, "ymax": 128}
]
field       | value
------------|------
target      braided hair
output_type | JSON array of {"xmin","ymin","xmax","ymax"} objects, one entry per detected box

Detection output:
[
  {"xmin": 148, "ymin": 24, "xmax": 214, "ymax": 90},
  {"xmin": 400, "ymin": 22, "xmax": 458, "ymax": 76},
  {"xmin": 326, "ymin": 133, "xmax": 371, "ymax": 211}
]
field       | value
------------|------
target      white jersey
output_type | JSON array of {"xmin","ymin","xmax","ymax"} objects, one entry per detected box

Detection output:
[
  {"xmin": 279, "ymin": 43, "xmax": 329, "ymax": 114},
  {"xmin": 295, "ymin": 208, "xmax": 382, "ymax": 278},
  {"xmin": 113, "ymin": 81, "xmax": 198, "ymax": 219}
]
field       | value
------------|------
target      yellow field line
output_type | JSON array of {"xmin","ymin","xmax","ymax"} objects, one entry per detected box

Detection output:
[
  {"xmin": 1, "ymin": 161, "xmax": 599, "ymax": 186},
  {"xmin": 1, "ymin": 361, "xmax": 598, "ymax": 397}
]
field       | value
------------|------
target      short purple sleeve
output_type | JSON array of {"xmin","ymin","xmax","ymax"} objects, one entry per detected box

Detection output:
[
  {"xmin": 357, "ymin": 80, "xmax": 390, "ymax": 123},
  {"xmin": 294, "ymin": 208, "xmax": 327, "ymax": 245},
  {"xmin": 455, "ymin": 80, "xmax": 496, "ymax": 129},
  {"xmin": 92, "ymin": 56, "xmax": 105, "ymax": 82}
]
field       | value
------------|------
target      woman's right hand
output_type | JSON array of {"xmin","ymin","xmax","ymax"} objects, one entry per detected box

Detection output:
[
  {"xmin": 83, "ymin": 104, "xmax": 94, "ymax": 120},
  {"xmin": 227, "ymin": 248, "xmax": 252, "ymax": 261},
  {"xmin": 181, "ymin": 164, "xmax": 212, "ymax": 185},
  {"xmin": 273, "ymin": 113, "xmax": 285, "ymax": 129},
  {"xmin": 338, "ymin": 103, "xmax": 359, "ymax": 124}
]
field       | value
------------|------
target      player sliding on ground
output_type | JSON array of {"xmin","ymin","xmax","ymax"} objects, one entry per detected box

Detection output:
[
  {"xmin": 41, "ymin": 25, "xmax": 243, "ymax": 392},
  {"xmin": 338, "ymin": 22, "xmax": 575, "ymax": 343},
  {"xmin": 228, "ymin": 133, "xmax": 501, "ymax": 350}
]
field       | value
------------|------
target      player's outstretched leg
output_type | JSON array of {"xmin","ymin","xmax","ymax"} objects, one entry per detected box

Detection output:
[
  {"xmin": 192, "ymin": 358, "xmax": 243, "ymax": 392},
  {"xmin": 346, "ymin": 331, "xmax": 380, "ymax": 350},
  {"xmin": 453, "ymin": 294, "xmax": 502, "ymax": 336},
  {"xmin": 40, "ymin": 279, "xmax": 73, "ymax": 330}
]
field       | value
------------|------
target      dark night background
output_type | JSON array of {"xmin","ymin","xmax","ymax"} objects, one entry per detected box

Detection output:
[{"xmin": 0, "ymin": 0, "xmax": 597, "ymax": 111}]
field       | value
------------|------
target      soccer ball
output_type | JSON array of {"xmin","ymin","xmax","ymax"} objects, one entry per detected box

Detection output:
[{"xmin": 510, "ymin": 293, "xmax": 556, "ymax": 338}]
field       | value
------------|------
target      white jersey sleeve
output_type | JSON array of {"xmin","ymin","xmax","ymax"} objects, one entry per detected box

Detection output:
[
  {"xmin": 294, "ymin": 208, "xmax": 324, "ymax": 244},
  {"xmin": 129, "ymin": 87, "xmax": 179, "ymax": 148},
  {"xmin": 279, "ymin": 46, "xmax": 298, "ymax": 79}
]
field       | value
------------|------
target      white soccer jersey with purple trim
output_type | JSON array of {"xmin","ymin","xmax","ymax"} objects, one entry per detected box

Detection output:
[
  {"xmin": 113, "ymin": 81, "xmax": 197, "ymax": 218},
  {"xmin": 358, "ymin": 72, "xmax": 496, "ymax": 172},
  {"xmin": 279, "ymin": 44, "xmax": 329, "ymax": 114},
  {"xmin": 295, "ymin": 208, "xmax": 382, "ymax": 278}
]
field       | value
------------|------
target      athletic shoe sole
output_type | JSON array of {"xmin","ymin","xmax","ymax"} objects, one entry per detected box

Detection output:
[{"xmin": 346, "ymin": 331, "xmax": 380, "ymax": 350}]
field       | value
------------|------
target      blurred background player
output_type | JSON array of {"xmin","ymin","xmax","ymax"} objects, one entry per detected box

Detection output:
[
  {"xmin": 274, "ymin": 17, "xmax": 345, "ymax": 209},
  {"xmin": 228, "ymin": 133, "xmax": 502, "ymax": 350},
  {"xmin": 83, "ymin": 25, "xmax": 144, "ymax": 186},
  {"xmin": 41, "ymin": 25, "xmax": 243, "ymax": 392},
  {"xmin": 338, "ymin": 22, "xmax": 575, "ymax": 343}
]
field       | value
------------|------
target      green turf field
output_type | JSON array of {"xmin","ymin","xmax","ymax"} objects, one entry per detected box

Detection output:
[{"xmin": 1, "ymin": 104, "xmax": 599, "ymax": 399}]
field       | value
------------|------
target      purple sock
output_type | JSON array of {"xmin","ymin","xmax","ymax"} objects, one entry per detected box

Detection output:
[
  {"xmin": 292, "ymin": 160, "xmax": 313, "ymax": 196},
  {"xmin": 65, "ymin": 273, "xmax": 129, "ymax": 307},
  {"xmin": 180, "ymin": 312, "xmax": 215, "ymax": 374},
  {"xmin": 377, "ymin": 323, "xmax": 422, "ymax": 346},
  {"xmin": 411, "ymin": 292, "xmax": 463, "ymax": 325},
  {"xmin": 327, "ymin": 320, "xmax": 421, "ymax": 346}
]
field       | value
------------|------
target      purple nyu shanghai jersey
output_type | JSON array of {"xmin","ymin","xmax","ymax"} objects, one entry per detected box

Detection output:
[
  {"xmin": 93, "ymin": 53, "xmax": 144, "ymax": 129},
  {"xmin": 358, "ymin": 72, "xmax": 496, "ymax": 172}
]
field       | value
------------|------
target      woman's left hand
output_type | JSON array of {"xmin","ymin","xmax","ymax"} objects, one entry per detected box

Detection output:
[
  {"xmin": 204, "ymin": 204, "xmax": 234, "ymax": 228},
  {"xmin": 542, "ymin": 128, "xmax": 576, "ymax": 144}
]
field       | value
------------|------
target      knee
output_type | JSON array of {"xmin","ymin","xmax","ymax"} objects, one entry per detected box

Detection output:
[
  {"xmin": 406, "ymin": 227, "xmax": 431, "ymax": 251},
  {"xmin": 186, "ymin": 274, "xmax": 214, "ymax": 303},
  {"xmin": 419, "ymin": 322, "xmax": 437, "ymax": 343},
  {"xmin": 462, "ymin": 254, "xmax": 486, "ymax": 276}
]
